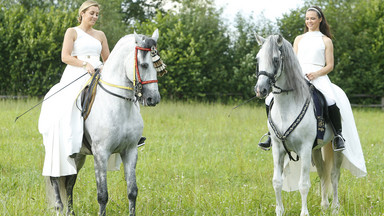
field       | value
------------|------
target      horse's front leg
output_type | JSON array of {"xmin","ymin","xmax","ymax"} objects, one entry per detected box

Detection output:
[
  {"xmin": 331, "ymin": 151, "xmax": 343, "ymax": 214},
  {"xmin": 120, "ymin": 147, "xmax": 138, "ymax": 216},
  {"xmin": 298, "ymin": 147, "xmax": 312, "ymax": 216},
  {"xmin": 272, "ymin": 143, "xmax": 286, "ymax": 216},
  {"xmin": 93, "ymin": 151, "xmax": 110, "ymax": 216}
]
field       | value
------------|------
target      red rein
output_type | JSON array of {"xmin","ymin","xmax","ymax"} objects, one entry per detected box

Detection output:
[{"xmin": 135, "ymin": 46, "xmax": 158, "ymax": 85}]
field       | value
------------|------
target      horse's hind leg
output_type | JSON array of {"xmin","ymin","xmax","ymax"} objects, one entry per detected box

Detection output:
[
  {"xmin": 331, "ymin": 151, "xmax": 343, "ymax": 213},
  {"xmin": 64, "ymin": 175, "xmax": 77, "ymax": 216},
  {"xmin": 120, "ymin": 148, "xmax": 138, "ymax": 216},
  {"xmin": 93, "ymin": 152, "xmax": 109, "ymax": 216},
  {"xmin": 50, "ymin": 177, "xmax": 64, "ymax": 214},
  {"xmin": 65, "ymin": 154, "xmax": 86, "ymax": 216},
  {"xmin": 312, "ymin": 148, "xmax": 330, "ymax": 210}
]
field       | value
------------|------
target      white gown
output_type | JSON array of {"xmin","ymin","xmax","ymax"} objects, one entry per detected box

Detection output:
[
  {"xmin": 39, "ymin": 27, "xmax": 120, "ymax": 177},
  {"xmin": 281, "ymin": 31, "xmax": 367, "ymax": 191}
]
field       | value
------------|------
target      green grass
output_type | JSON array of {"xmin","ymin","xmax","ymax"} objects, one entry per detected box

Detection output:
[{"xmin": 0, "ymin": 100, "xmax": 383, "ymax": 215}]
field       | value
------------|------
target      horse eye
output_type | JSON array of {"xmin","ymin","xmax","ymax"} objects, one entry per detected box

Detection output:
[
  {"xmin": 140, "ymin": 63, "xmax": 149, "ymax": 69},
  {"xmin": 273, "ymin": 57, "xmax": 279, "ymax": 66}
]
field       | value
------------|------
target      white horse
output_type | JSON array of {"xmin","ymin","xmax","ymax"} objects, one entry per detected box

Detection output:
[
  {"xmin": 254, "ymin": 34, "xmax": 343, "ymax": 216},
  {"xmin": 48, "ymin": 30, "xmax": 161, "ymax": 216}
]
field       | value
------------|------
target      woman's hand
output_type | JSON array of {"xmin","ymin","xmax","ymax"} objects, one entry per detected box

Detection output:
[
  {"xmin": 305, "ymin": 72, "xmax": 319, "ymax": 81},
  {"xmin": 84, "ymin": 62, "xmax": 95, "ymax": 75}
]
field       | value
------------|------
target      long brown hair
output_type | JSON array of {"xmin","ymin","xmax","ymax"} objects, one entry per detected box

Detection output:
[{"xmin": 305, "ymin": 6, "xmax": 332, "ymax": 39}]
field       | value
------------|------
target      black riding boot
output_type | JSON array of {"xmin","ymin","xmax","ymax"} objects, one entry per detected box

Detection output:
[
  {"xmin": 258, "ymin": 105, "xmax": 271, "ymax": 150},
  {"xmin": 328, "ymin": 104, "xmax": 345, "ymax": 151},
  {"xmin": 138, "ymin": 137, "xmax": 146, "ymax": 147}
]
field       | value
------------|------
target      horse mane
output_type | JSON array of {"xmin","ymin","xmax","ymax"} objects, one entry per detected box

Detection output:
[{"xmin": 270, "ymin": 35, "xmax": 310, "ymax": 101}]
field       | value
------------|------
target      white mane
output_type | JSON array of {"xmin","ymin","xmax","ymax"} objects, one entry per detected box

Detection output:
[{"xmin": 103, "ymin": 35, "xmax": 137, "ymax": 82}]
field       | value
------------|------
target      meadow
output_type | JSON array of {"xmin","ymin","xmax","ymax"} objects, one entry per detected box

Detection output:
[{"xmin": 0, "ymin": 99, "xmax": 383, "ymax": 215}]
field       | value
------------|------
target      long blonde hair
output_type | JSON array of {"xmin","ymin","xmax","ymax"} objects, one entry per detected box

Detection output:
[{"xmin": 77, "ymin": 0, "xmax": 100, "ymax": 23}]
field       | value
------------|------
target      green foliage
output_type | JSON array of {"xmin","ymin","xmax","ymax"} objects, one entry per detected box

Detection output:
[
  {"xmin": 277, "ymin": 0, "xmax": 384, "ymax": 104},
  {"xmin": 135, "ymin": 0, "xmax": 235, "ymax": 101},
  {"xmin": 0, "ymin": 0, "xmax": 383, "ymax": 104},
  {"xmin": 0, "ymin": 4, "xmax": 78, "ymax": 95},
  {"xmin": 96, "ymin": 0, "xmax": 128, "ymax": 49},
  {"xmin": 121, "ymin": 0, "xmax": 165, "ymax": 25}
]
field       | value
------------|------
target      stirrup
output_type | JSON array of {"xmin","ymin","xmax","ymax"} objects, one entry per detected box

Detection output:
[
  {"xmin": 138, "ymin": 137, "xmax": 146, "ymax": 148},
  {"xmin": 332, "ymin": 134, "xmax": 345, "ymax": 152},
  {"xmin": 258, "ymin": 133, "xmax": 271, "ymax": 151}
]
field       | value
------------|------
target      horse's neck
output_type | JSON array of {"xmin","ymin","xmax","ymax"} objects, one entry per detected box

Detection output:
[
  {"xmin": 100, "ymin": 55, "xmax": 136, "ymax": 101},
  {"xmin": 102, "ymin": 59, "xmax": 128, "ymax": 84},
  {"xmin": 273, "ymin": 77, "xmax": 307, "ymax": 113},
  {"xmin": 102, "ymin": 41, "xmax": 135, "ymax": 85}
]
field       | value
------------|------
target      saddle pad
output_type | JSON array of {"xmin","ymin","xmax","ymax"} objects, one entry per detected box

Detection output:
[
  {"xmin": 81, "ymin": 69, "xmax": 101, "ymax": 120},
  {"xmin": 310, "ymin": 83, "xmax": 328, "ymax": 148}
]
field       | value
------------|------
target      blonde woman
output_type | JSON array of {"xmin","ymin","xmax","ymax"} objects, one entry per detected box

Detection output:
[{"xmin": 39, "ymin": 1, "xmax": 109, "ymax": 177}]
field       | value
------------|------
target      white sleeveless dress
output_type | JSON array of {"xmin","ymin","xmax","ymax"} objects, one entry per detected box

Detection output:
[
  {"xmin": 281, "ymin": 31, "xmax": 367, "ymax": 191},
  {"xmin": 39, "ymin": 27, "xmax": 119, "ymax": 177}
]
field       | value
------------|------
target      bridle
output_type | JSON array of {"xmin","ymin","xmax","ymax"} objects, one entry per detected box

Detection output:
[
  {"xmin": 256, "ymin": 47, "xmax": 293, "ymax": 94},
  {"xmin": 98, "ymin": 45, "xmax": 159, "ymax": 101},
  {"xmin": 133, "ymin": 46, "xmax": 158, "ymax": 98}
]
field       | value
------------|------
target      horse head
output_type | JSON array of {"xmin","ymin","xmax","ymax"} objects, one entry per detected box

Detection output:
[
  {"xmin": 133, "ymin": 29, "xmax": 161, "ymax": 106},
  {"xmin": 254, "ymin": 34, "xmax": 284, "ymax": 98}
]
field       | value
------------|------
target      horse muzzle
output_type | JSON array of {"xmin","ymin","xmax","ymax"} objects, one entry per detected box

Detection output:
[
  {"xmin": 142, "ymin": 90, "xmax": 161, "ymax": 106},
  {"xmin": 255, "ymin": 81, "xmax": 271, "ymax": 98}
]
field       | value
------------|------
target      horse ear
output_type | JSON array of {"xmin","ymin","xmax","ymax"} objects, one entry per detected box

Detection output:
[
  {"xmin": 277, "ymin": 34, "xmax": 284, "ymax": 47},
  {"xmin": 134, "ymin": 31, "xmax": 142, "ymax": 45},
  {"xmin": 254, "ymin": 32, "xmax": 265, "ymax": 46},
  {"xmin": 152, "ymin": 29, "xmax": 159, "ymax": 42}
]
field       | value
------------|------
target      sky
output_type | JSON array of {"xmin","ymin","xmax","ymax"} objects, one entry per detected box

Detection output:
[{"xmin": 216, "ymin": 0, "xmax": 304, "ymax": 22}]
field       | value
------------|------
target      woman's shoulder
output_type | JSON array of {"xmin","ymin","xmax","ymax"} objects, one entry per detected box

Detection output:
[
  {"xmin": 294, "ymin": 34, "xmax": 305, "ymax": 44},
  {"xmin": 322, "ymin": 35, "xmax": 333, "ymax": 47},
  {"xmin": 64, "ymin": 27, "xmax": 78, "ymax": 40},
  {"xmin": 92, "ymin": 29, "xmax": 107, "ymax": 41}
]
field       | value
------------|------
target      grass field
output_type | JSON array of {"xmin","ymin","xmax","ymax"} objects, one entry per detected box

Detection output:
[{"xmin": 0, "ymin": 99, "xmax": 383, "ymax": 215}]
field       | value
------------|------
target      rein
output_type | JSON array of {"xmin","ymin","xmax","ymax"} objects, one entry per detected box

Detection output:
[{"xmin": 268, "ymin": 96, "xmax": 311, "ymax": 161}]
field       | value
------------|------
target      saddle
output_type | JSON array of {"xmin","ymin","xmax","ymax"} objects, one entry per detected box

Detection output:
[
  {"xmin": 81, "ymin": 68, "xmax": 101, "ymax": 121},
  {"xmin": 308, "ymin": 82, "xmax": 329, "ymax": 148}
]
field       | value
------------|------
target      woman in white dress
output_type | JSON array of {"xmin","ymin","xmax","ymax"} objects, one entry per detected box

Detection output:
[
  {"xmin": 259, "ymin": 6, "xmax": 367, "ymax": 190},
  {"xmin": 259, "ymin": 6, "xmax": 364, "ymax": 153},
  {"xmin": 259, "ymin": 6, "xmax": 345, "ymax": 151},
  {"xmin": 39, "ymin": 0, "xmax": 109, "ymax": 177}
]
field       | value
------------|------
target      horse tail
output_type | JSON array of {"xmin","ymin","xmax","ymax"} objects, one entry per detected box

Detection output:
[
  {"xmin": 45, "ymin": 176, "xmax": 68, "ymax": 209},
  {"xmin": 323, "ymin": 142, "xmax": 334, "ymax": 197}
]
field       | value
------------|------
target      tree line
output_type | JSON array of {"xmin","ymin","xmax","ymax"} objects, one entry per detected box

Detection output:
[{"xmin": 0, "ymin": 0, "xmax": 383, "ymax": 104}]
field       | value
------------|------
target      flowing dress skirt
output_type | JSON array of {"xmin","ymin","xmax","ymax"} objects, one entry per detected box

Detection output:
[
  {"xmin": 39, "ymin": 56, "xmax": 122, "ymax": 177},
  {"xmin": 39, "ymin": 64, "xmax": 89, "ymax": 177},
  {"xmin": 282, "ymin": 64, "xmax": 367, "ymax": 191}
]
